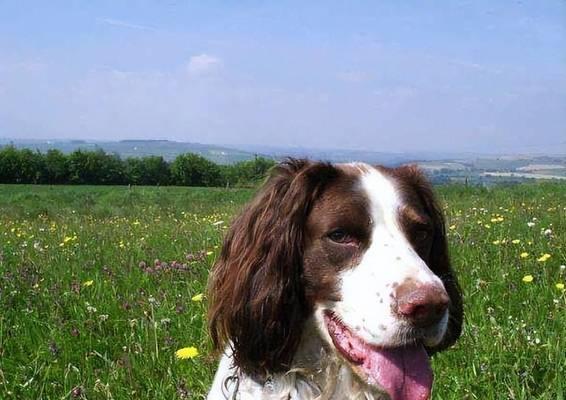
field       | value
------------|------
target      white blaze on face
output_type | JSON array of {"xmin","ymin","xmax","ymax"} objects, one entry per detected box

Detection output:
[{"xmin": 330, "ymin": 167, "xmax": 446, "ymax": 347}]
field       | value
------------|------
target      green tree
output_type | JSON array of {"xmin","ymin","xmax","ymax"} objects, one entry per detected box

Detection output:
[
  {"xmin": 126, "ymin": 156, "xmax": 171, "ymax": 185},
  {"xmin": 68, "ymin": 149, "xmax": 126, "ymax": 185},
  {"xmin": 227, "ymin": 156, "xmax": 276, "ymax": 187},
  {"xmin": 44, "ymin": 149, "xmax": 69, "ymax": 184},
  {"xmin": 0, "ymin": 146, "xmax": 22, "ymax": 183},
  {"xmin": 171, "ymin": 153, "xmax": 222, "ymax": 186},
  {"xmin": 0, "ymin": 146, "xmax": 45, "ymax": 183}
]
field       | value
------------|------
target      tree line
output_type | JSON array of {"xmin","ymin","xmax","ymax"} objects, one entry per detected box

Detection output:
[{"xmin": 0, "ymin": 146, "xmax": 276, "ymax": 187}]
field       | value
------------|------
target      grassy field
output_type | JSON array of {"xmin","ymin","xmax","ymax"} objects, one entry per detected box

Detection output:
[{"xmin": 0, "ymin": 183, "xmax": 564, "ymax": 399}]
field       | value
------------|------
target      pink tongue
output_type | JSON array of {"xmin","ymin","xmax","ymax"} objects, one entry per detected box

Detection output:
[
  {"xmin": 363, "ymin": 344, "xmax": 433, "ymax": 400},
  {"xmin": 325, "ymin": 314, "xmax": 433, "ymax": 400}
]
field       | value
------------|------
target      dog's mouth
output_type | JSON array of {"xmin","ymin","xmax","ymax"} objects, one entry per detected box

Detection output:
[{"xmin": 323, "ymin": 310, "xmax": 432, "ymax": 400}]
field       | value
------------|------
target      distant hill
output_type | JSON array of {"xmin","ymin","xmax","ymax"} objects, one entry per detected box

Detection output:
[
  {"xmin": 0, "ymin": 139, "xmax": 257, "ymax": 164},
  {"xmin": 236, "ymin": 144, "xmax": 490, "ymax": 165}
]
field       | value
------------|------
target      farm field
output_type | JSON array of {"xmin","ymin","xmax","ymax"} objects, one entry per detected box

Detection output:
[{"xmin": 0, "ymin": 183, "xmax": 564, "ymax": 399}]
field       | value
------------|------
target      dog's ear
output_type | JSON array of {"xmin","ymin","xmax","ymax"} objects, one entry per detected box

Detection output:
[
  {"xmin": 208, "ymin": 158, "xmax": 337, "ymax": 378},
  {"xmin": 394, "ymin": 165, "xmax": 463, "ymax": 353}
]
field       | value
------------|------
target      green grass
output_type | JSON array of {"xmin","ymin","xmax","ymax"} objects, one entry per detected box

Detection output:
[{"xmin": 0, "ymin": 183, "xmax": 564, "ymax": 399}]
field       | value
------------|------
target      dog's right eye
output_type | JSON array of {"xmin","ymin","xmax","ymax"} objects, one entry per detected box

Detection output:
[{"xmin": 327, "ymin": 229, "xmax": 354, "ymax": 244}]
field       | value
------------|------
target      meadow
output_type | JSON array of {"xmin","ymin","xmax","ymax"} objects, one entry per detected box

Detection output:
[{"xmin": 0, "ymin": 183, "xmax": 564, "ymax": 399}]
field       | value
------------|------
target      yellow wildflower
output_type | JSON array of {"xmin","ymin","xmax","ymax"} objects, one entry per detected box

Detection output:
[
  {"xmin": 511, "ymin": 239, "xmax": 520, "ymax": 244},
  {"xmin": 520, "ymin": 252, "xmax": 529, "ymax": 259},
  {"xmin": 522, "ymin": 275, "xmax": 534, "ymax": 283},
  {"xmin": 492, "ymin": 240, "xmax": 500, "ymax": 245},
  {"xmin": 537, "ymin": 254, "xmax": 551, "ymax": 262},
  {"xmin": 83, "ymin": 280, "xmax": 94, "ymax": 287},
  {"xmin": 206, "ymin": 251, "xmax": 213, "ymax": 256},
  {"xmin": 556, "ymin": 283, "xmax": 564, "ymax": 290},
  {"xmin": 175, "ymin": 346, "xmax": 199, "ymax": 359},
  {"xmin": 191, "ymin": 293, "xmax": 204, "ymax": 302},
  {"xmin": 449, "ymin": 225, "xmax": 456, "ymax": 230}
]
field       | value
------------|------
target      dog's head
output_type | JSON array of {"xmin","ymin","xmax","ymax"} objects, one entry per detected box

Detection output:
[{"xmin": 208, "ymin": 159, "xmax": 463, "ymax": 399}]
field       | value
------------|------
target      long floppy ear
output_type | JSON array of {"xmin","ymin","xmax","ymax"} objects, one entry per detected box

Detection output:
[
  {"xmin": 395, "ymin": 166, "xmax": 463, "ymax": 353},
  {"xmin": 208, "ymin": 158, "xmax": 338, "ymax": 378}
]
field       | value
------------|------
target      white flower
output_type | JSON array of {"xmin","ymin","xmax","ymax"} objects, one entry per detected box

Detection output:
[
  {"xmin": 527, "ymin": 222, "xmax": 535, "ymax": 227},
  {"xmin": 543, "ymin": 228, "xmax": 552, "ymax": 236}
]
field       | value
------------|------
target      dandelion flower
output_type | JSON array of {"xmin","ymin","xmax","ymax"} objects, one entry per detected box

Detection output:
[
  {"xmin": 556, "ymin": 283, "xmax": 565, "ymax": 290},
  {"xmin": 191, "ymin": 293, "xmax": 204, "ymax": 302},
  {"xmin": 83, "ymin": 280, "xmax": 94, "ymax": 287},
  {"xmin": 537, "ymin": 254, "xmax": 551, "ymax": 262},
  {"xmin": 175, "ymin": 346, "xmax": 199, "ymax": 359},
  {"xmin": 520, "ymin": 252, "xmax": 529, "ymax": 259},
  {"xmin": 522, "ymin": 275, "xmax": 534, "ymax": 283},
  {"xmin": 511, "ymin": 239, "xmax": 520, "ymax": 244},
  {"xmin": 492, "ymin": 240, "xmax": 501, "ymax": 245}
]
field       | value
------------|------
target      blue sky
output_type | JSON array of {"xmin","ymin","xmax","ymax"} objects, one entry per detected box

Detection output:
[{"xmin": 0, "ymin": 1, "xmax": 565, "ymax": 153}]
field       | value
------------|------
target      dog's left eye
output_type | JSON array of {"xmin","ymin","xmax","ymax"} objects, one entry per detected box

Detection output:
[{"xmin": 327, "ymin": 229, "xmax": 354, "ymax": 244}]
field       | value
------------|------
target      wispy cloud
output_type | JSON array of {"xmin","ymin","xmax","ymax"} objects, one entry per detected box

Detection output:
[
  {"xmin": 186, "ymin": 54, "xmax": 223, "ymax": 76},
  {"xmin": 447, "ymin": 59, "xmax": 502, "ymax": 75},
  {"xmin": 97, "ymin": 18, "xmax": 157, "ymax": 32}
]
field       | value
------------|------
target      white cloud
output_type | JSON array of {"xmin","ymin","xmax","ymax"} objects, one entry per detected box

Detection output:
[
  {"xmin": 97, "ymin": 18, "xmax": 156, "ymax": 32},
  {"xmin": 186, "ymin": 54, "xmax": 222, "ymax": 76}
]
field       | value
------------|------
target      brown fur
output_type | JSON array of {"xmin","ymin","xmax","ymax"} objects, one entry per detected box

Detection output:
[{"xmin": 207, "ymin": 159, "xmax": 340, "ymax": 378}]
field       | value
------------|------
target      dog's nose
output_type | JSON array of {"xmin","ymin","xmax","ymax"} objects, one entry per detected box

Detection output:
[{"xmin": 394, "ymin": 284, "xmax": 449, "ymax": 327}]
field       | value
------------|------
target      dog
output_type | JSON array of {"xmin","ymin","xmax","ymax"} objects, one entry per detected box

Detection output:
[{"xmin": 207, "ymin": 159, "xmax": 463, "ymax": 399}]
